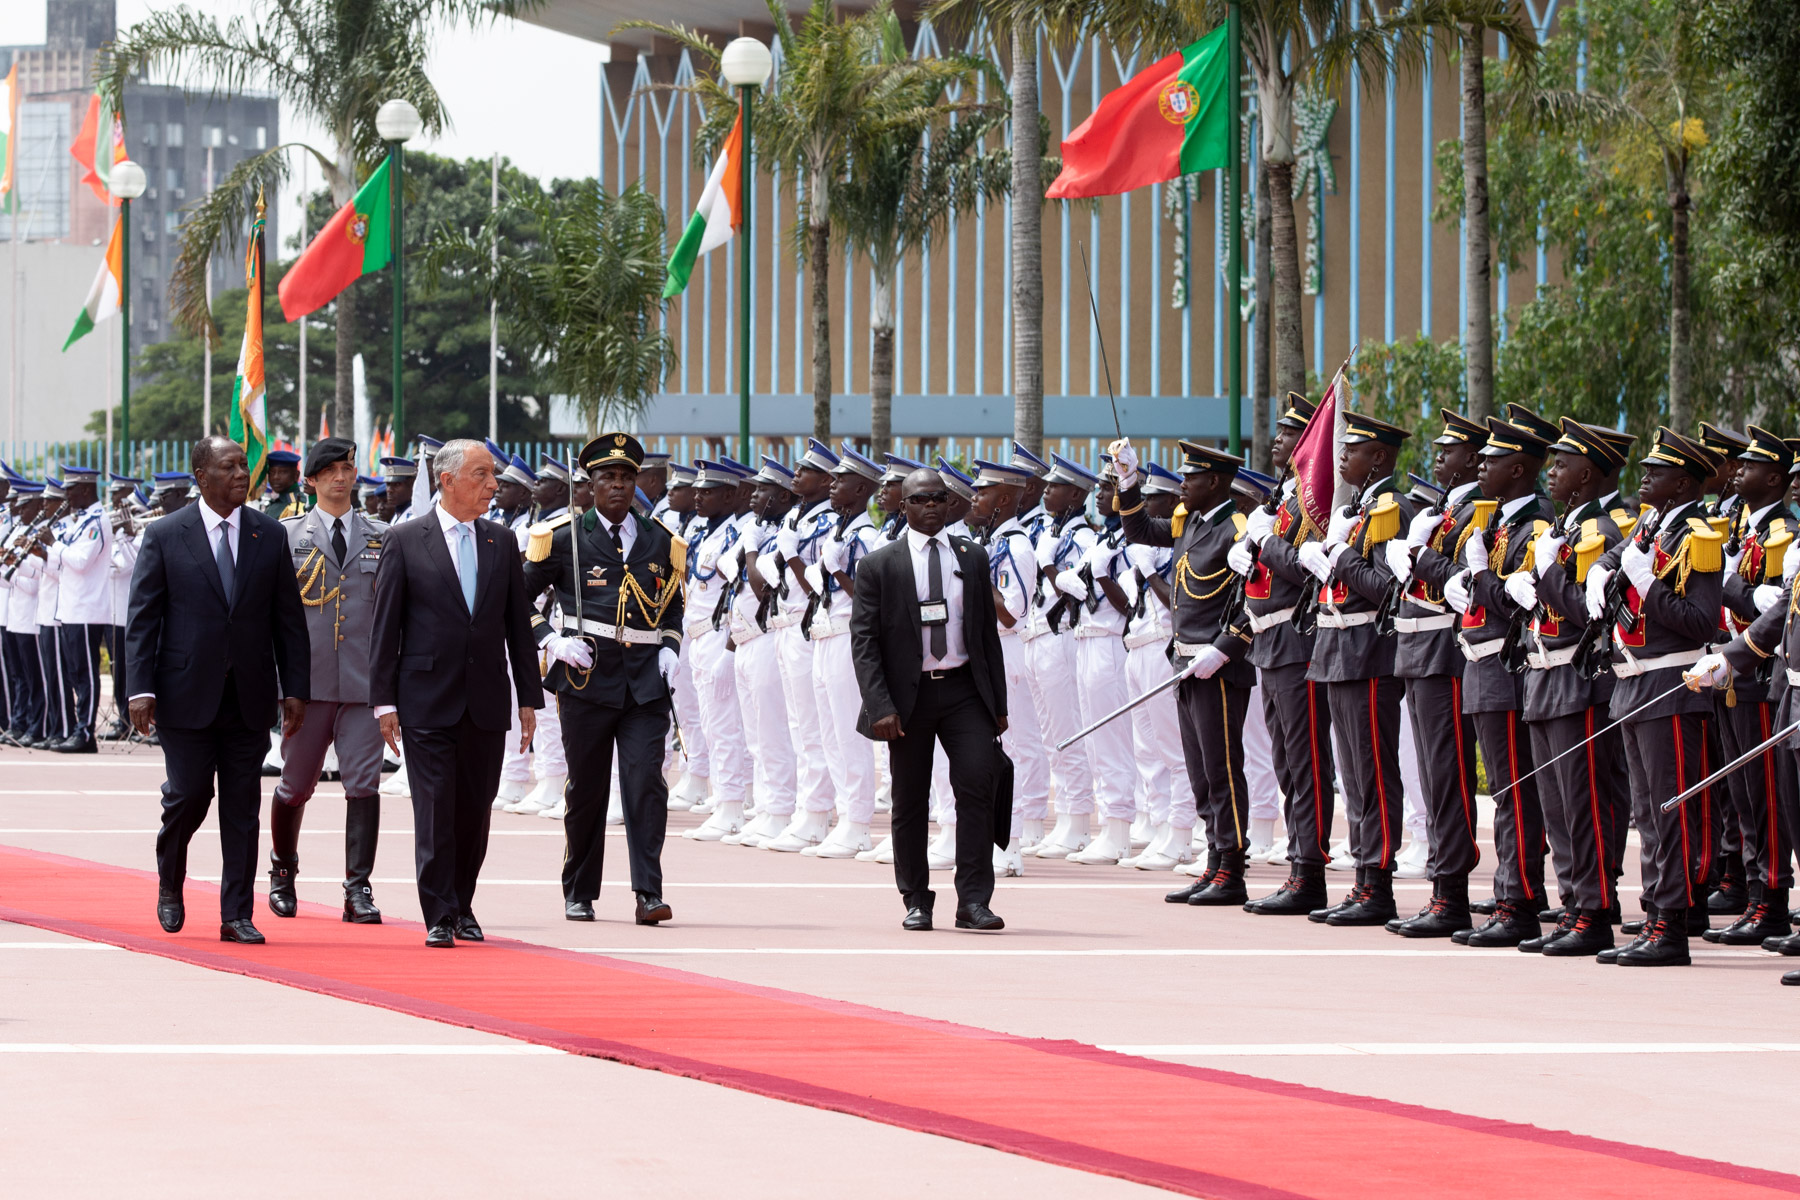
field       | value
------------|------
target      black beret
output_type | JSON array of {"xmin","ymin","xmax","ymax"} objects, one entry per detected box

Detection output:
[{"xmin": 304, "ymin": 437, "xmax": 357, "ymax": 478}]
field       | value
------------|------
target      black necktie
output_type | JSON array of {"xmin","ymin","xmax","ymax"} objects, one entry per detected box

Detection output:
[
  {"xmin": 331, "ymin": 517, "xmax": 347, "ymax": 565},
  {"xmin": 608, "ymin": 521, "xmax": 624, "ymax": 554},
  {"xmin": 927, "ymin": 537, "xmax": 947, "ymax": 660}
]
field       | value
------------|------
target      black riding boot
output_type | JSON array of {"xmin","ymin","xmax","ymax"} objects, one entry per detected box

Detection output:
[
  {"xmin": 343, "ymin": 795, "xmax": 383, "ymax": 924},
  {"xmin": 268, "ymin": 801, "xmax": 303, "ymax": 918}
]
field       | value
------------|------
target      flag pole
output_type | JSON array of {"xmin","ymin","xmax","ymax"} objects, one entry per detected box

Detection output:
[
  {"xmin": 298, "ymin": 155, "xmax": 308, "ymax": 456},
  {"xmin": 738, "ymin": 88, "xmax": 753, "ymax": 461},
  {"xmin": 489, "ymin": 150, "xmax": 498, "ymax": 442},
  {"xmin": 1226, "ymin": 0, "xmax": 1242, "ymax": 456}
]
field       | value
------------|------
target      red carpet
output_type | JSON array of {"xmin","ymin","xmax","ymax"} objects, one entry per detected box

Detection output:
[{"xmin": 3, "ymin": 843, "xmax": 1794, "ymax": 1200}]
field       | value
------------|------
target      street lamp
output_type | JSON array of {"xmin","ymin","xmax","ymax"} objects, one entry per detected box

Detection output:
[
  {"xmin": 376, "ymin": 98, "xmax": 422, "ymax": 448},
  {"xmin": 720, "ymin": 37, "xmax": 770, "ymax": 461},
  {"xmin": 109, "ymin": 159, "xmax": 147, "ymax": 474}
]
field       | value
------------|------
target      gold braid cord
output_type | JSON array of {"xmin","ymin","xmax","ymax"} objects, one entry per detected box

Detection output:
[
  {"xmin": 295, "ymin": 547, "xmax": 345, "ymax": 649},
  {"xmin": 1175, "ymin": 552, "xmax": 1234, "ymax": 601}
]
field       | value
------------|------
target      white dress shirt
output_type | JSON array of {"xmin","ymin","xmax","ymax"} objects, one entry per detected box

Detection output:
[
  {"xmin": 598, "ymin": 512, "xmax": 638, "ymax": 557},
  {"xmin": 905, "ymin": 526, "xmax": 967, "ymax": 671}
]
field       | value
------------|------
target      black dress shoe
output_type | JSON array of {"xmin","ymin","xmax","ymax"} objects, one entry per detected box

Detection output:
[
  {"xmin": 565, "ymin": 899, "xmax": 596, "ymax": 921},
  {"xmin": 343, "ymin": 886, "xmax": 382, "ymax": 924},
  {"xmin": 954, "ymin": 902, "xmax": 1005, "ymax": 931},
  {"xmin": 1541, "ymin": 911, "xmax": 1616, "ymax": 956},
  {"xmin": 51, "ymin": 735, "xmax": 97, "ymax": 754},
  {"xmin": 1536, "ymin": 905, "xmax": 1566, "ymax": 925},
  {"xmin": 1783, "ymin": 969, "xmax": 1800, "ymax": 986},
  {"xmin": 1464, "ymin": 901, "xmax": 1539, "ymax": 948},
  {"xmin": 1761, "ymin": 931, "xmax": 1800, "ymax": 955},
  {"xmin": 425, "ymin": 920, "xmax": 455, "ymax": 947},
  {"xmin": 157, "ymin": 890, "xmax": 184, "ymax": 933},
  {"xmin": 453, "ymin": 914, "xmax": 485, "ymax": 941},
  {"xmin": 901, "ymin": 905, "xmax": 933, "ymax": 931},
  {"xmin": 219, "ymin": 918, "xmax": 265, "ymax": 944},
  {"xmin": 635, "ymin": 893, "xmax": 673, "ymax": 925},
  {"xmin": 1620, "ymin": 916, "xmax": 1646, "ymax": 935}
]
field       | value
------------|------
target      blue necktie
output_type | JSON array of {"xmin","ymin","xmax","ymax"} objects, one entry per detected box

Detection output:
[
  {"xmin": 456, "ymin": 524, "xmax": 477, "ymax": 611},
  {"xmin": 215, "ymin": 523, "xmax": 235, "ymax": 604}
]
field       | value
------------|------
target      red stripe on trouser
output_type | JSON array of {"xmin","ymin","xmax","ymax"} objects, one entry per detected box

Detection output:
[
  {"xmin": 1370, "ymin": 679, "xmax": 1391, "ymax": 868},
  {"xmin": 1761, "ymin": 705, "xmax": 1779, "ymax": 888},
  {"xmin": 1672, "ymin": 715, "xmax": 1693, "ymax": 908},
  {"xmin": 1698, "ymin": 726, "xmax": 1712, "ymax": 877},
  {"xmin": 1507, "ymin": 713, "xmax": 1534, "ymax": 901},
  {"xmin": 1307, "ymin": 681, "xmax": 1328, "ymax": 862},
  {"xmin": 1584, "ymin": 708, "xmax": 1610, "ymax": 910},
  {"xmin": 1451, "ymin": 679, "xmax": 1476, "ymax": 858}
]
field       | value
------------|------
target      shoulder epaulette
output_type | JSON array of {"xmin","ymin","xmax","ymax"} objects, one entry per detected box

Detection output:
[
  {"xmin": 1169, "ymin": 503, "xmax": 1188, "ymax": 540},
  {"xmin": 1706, "ymin": 515, "xmax": 1731, "ymax": 535},
  {"xmin": 1230, "ymin": 512, "xmax": 1247, "ymax": 537},
  {"xmin": 525, "ymin": 511, "xmax": 573, "ymax": 563},
  {"xmin": 1574, "ymin": 531, "xmax": 1607, "ymax": 583},
  {"xmin": 1764, "ymin": 522, "xmax": 1792, "ymax": 582},
  {"xmin": 1685, "ymin": 518, "xmax": 1724, "ymax": 573},
  {"xmin": 670, "ymin": 533, "xmax": 688, "ymax": 583},
  {"xmin": 1362, "ymin": 494, "xmax": 1402, "ymax": 548}
]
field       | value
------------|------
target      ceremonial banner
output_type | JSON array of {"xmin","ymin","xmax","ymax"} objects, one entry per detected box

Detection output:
[
  {"xmin": 62, "ymin": 214, "xmax": 123, "ymax": 349},
  {"xmin": 229, "ymin": 197, "xmax": 269, "ymax": 491},
  {"xmin": 278, "ymin": 158, "xmax": 392, "ymax": 320},
  {"xmin": 1046, "ymin": 25, "xmax": 1232, "ymax": 200},
  {"xmin": 1288, "ymin": 356, "xmax": 1355, "ymax": 536},
  {"xmin": 663, "ymin": 106, "xmax": 743, "ymax": 298}
]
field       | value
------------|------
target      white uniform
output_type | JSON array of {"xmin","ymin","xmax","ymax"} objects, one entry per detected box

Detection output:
[
  {"xmin": 809, "ymin": 509, "xmax": 879, "ymax": 824},
  {"xmin": 774, "ymin": 498, "xmax": 837, "ymax": 819},
  {"xmin": 1064, "ymin": 524, "xmax": 1137, "ymax": 825},
  {"xmin": 687, "ymin": 512, "xmax": 751, "ymax": 806},
  {"xmin": 729, "ymin": 521, "xmax": 797, "ymax": 820},
  {"xmin": 50, "ymin": 501, "xmax": 111, "ymax": 742},
  {"xmin": 1121, "ymin": 542, "xmax": 1197, "ymax": 834},
  {"xmin": 1025, "ymin": 513, "xmax": 1098, "ymax": 826},
  {"xmin": 668, "ymin": 515, "xmax": 710, "ymax": 788},
  {"xmin": 988, "ymin": 517, "xmax": 1052, "ymax": 835}
]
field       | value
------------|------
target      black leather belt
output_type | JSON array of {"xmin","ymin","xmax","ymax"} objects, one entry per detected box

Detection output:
[{"xmin": 923, "ymin": 664, "xmax": 969, "ymax": 680}]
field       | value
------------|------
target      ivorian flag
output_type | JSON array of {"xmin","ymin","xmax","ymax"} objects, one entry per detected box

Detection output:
[
  {"xmin": 663, "ymin": 106, "xmax": 743, "ymax": 298},
  {"xmin": 0, "ymin": 64, "xmax": 18, "ymax": 215},
  {"xmin": 1046, "ymin": 24, "xmax": 1232, "ymax": 200},
  {"xmin": 278, "ymin": 157, "xmax": 392, "ymax": 321},
  {"xmin": 69, "ymin": 87, "xmax": 127, "ymax": 204},
  {"xmin": 230, "ymin": 196, "xmax": 270, "ymax": 491},
  {"xmin": 62, "ymin": 214, "xmax": 124, "ymax": 350}
]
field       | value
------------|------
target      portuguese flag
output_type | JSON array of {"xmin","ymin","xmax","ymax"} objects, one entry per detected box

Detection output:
[
  {"xmin": 1046, "ymin": 24, "xmax": 1233, "ymax": 200},
  {"xmin": 230, "ymin": 196, "xmax": 270, "ymax": 491},
  {"xmin": 278, "ymin": 157, "xmax": 392, "ymax": 321},
  {"xmin": 663, "ymin": 106, "xmax": 743, "ymax": 298}
]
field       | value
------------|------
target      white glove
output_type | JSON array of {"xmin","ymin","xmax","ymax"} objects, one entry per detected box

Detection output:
[
  {"xmin": 1108, "ymin": 439, "xmax": 1139, "ymax": 491},
  {"xmin": 1685, "ymin": 653, "xmax": 1731, "ymax": 690},
  {"xmin": 1384, "ymin": 539, "xmax": 1415, "ymax": 583},
  {"xmin": 658, "ymin": 647, "xmax": 680, "ymax": 685},
  {"xmin": 756, "ymin": 552, "xmax": 781, "ymax": 587},
  {"xmin": 1190, "ymin": 645, "xmax": 1229, "ymax": 680},
  {"xmin": 1725, "ymin": 544, "xmax": 1747, "ymax": 576},
  {"xmin": 542, "ymin": 634, "xmax": 594, "ymax": 670},
  {"xmin": 775, "ymin": 525, "xmax": 800, "ymax": 561},
  {"xmin": 821, "ymin": 535, "xmax": 849, "ymax": 574},
  {"xmin": 1244, "ymin": 506, "xmax": 1276, "ymax": 547},
  {"xmin": 1504, "ymin": 571, "xmax": 1539, "ymax": 611},
  {"xmin": 1754, "ymin": 583, "xmax": 1783, "ymax": 613},
  {"xmin": 1226, "ymin": 539, "xmax": 1256, "ymax": 576},
  {"xmin": 1619, "ymin": 540, "xmax": 1656, "ymax": 595},
  {"xmin": 1296, "ymin": 541, "xmax": 1334, "ymax": 582},
  {"xmin": 716, "ymin": 540, "xmax": 743, "ymax": 579},
  {"xmin": 1585, "ymin": 567, "xmax": 1612, "ymax": 620},
  {"xmin": 1534, "ymin": 535, "xmax": 1565, "ymax": 574},
  {"xmin": 1463, "ymin": 527, "xmax": 1489, "ymax": 574},
  {"xmin": 1443, "ymin": 570, "xmax": 1472, "ymax": 614},
  {"xmin": 1326, "ymin": 506, "xmax": 1356, "ymax": 547},
  {"xmin": 1054, "ymin": 568, "xmax": 1089, "ymax": 600},
  {"xmin": 1035, "ymin": 534, "xmax": 1062, "ymax": 573},
  {"xmin": 1407, "ymin": 507, "xmax": 1440, "ymax": 549},
  {"xmin": 1080, "ymin": 538, "xmax": 1120, "ymax": 578}
]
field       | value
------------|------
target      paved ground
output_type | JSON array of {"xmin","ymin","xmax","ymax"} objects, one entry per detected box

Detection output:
[{"xmin": 3, "ymin": 743, "xmax": 1796, "ymax": 1196}]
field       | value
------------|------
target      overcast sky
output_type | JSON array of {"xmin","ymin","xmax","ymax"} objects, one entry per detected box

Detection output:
[{"xmin": 1, "ymin": 1, "xmax": 611, "ymax": 244}]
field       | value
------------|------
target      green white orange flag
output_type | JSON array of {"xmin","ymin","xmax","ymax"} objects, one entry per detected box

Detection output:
[
  {"xmin": 230, "ymin": 196, "xmax": 270, "ymax": 491},
  {"xmin": 278, "ymin": 158, "xmax": 392, "ymax": 321},
  {"xmin": 70, "ymin": 88, "xmax": 127, "ymax": 204},
  {"xmin": 1046, "ymin": 24, "xmax": 1232, "ymax": 200},
  {"xmin": 663, "ymin": 106, "xmax": 743, "ymax": 298},
  {"xmin": 0, "ymin": 64, "xmax": 18, "ymax": 215},
  {"xmin": 62, "ymin": 214, "xmax": 123, "ymax": 350}
]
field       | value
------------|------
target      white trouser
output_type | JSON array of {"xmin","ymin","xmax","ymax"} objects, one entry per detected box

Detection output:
[
  {"xmin": 1074, "ymin": 634, "xmax": 1135, "ymax": 822},
  {"xmin": 672, "ymin": 633, "xmax": 710, "ymax": 781},
  {"xmin": 778, "ymin": 625, "xmax": 835, "ymax": 814},
  {"xmin": 534, "ymin": 683, "xmax": 566, "ymax": 777},
  {"xmin": 811, "ymin": 631, "xmax": 876, "ymax": 824},
  {"xmin": 1243, "ymin": 682, "xmax": 1278, "ymax": 821},
  {"xmin": 1027, "ymin": 632, "xmax": 1095, "ymax": 816},
  {"xmin": 1125, "ymin": 642, "xmax": 1195, "ymax": 830},
  {"xmin": 1398, "ymin": 694, "xmax": 1428, "ymax": 839},
  {"xmin": 734, "ymin": 633, "xmax": 796, "ymax": 817},
  {"xmin": 689, "ymin": 626, "xmax": 750, "ymax": 804},
  {"xmin": 1001, "ymin": 636, "xmax": 1051, "ymax": 827},
  {"xmin": 501, "ymin": 659, "xmax": 531, "ymax": 783}
]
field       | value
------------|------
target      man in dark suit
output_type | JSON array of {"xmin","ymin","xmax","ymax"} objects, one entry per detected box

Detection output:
[
  {"xmin": 127, "ymin": 436, "xmax": 309, "ymax": 944},
  {"xmin": 370, "ymin": 439, "xmax": 543, "ymax": 948},
  {"xmin": 851, "ymin": 468, "xmax": 1009, "ymax": 932}
]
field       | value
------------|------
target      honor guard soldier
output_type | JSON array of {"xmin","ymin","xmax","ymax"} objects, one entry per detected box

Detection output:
[
  {"xmin": 521, "ymin": 433, "xmax": 686, "ymax": 925},
  {"xmin": 1586, "ymin": 427, "xmax": 1726, "ymax": 966},
  {"xmin": 1, "ymin": 481, "xmax": 46, "ymax": 744},
  {"xmin": 493, "ymin": 454, "xmax": 537, "ymax": 546},
  {"xmin": 262, "ymin": 449, "xmax": 305, "ymax": 517},
  {"xmin": 1011, "ymin": 442, "xmax": 1053, "ymax": 539},
  {"xmin": 1235, "ymin": 394, "xmax": 1338, "ymax": 914},
  {"xmin": 1696, "ymin": 421, "xmax": 1752, "ymax": 912},
  {"xmin": 19, "ymin": 477, "xmax": 73, "ymax": 746},
  {"xmin": 268, "ymin": 437, "xmax": 390, "ymax": 923},
  {"xmin": 1113, "ymin": 438, "xmax": 1257, "ymax": 904},
  {"xmin": 683, "ymin": 460, "xmax": 754, "ymax": 835},
  {"xmin": 44, "ymin": 464, "xmax": 110, "ymax": 752},
  {"xmin": 878, "ymin": 455, "xmax": 921, "ymax": 545},
  {"xmin": 659, "ymin": 462, "xmax": 699, "ymax": 537},
  {"xmin": 380, "ymin": 456, "xmax": 418, "ymax": 523},
  {"xmin": 102, "ymin": 473, "xmax": 142, "ymax": 739},
  {"xmin": 1296, "ymin": 412, "xmax": 1417, "ymax": 927},
  {"xmin": 639, "ymin": 450, "xmax": 670, "ymax": 517}
]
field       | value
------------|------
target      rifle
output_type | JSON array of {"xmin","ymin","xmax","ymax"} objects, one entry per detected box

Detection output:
[
  {"xmin": 1377, "ymin": 476, "xmax": 1449, "ymax": 636},
  {"xmin": 1290, "ymin": 504, "xmax": 1355, "ymax": 636},
  {"xmin": 1, "ymin": 502, "xmax": 71, "ymax": 580},
  {"xmin": 1573, "ymin": 501, "xmax": 1666, "ymax": 679},
  {"xmin": 1221, "ymin": 466, "xmax": 1291, "ymax": 634}
]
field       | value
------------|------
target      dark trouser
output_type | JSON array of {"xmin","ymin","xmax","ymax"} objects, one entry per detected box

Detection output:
[
  {"xmin": 37, "ymin": 625, "xmax": 65, "ymax": 741},
  {"xmin": 1717, "ymin": 697, "xmax": 1794, "ymax": 889},
  {"xmin": 1528, "ymin": 709, "xmax": 1619, "ymax": 913},
  {"xmin": 57, "ymin": 622, "xmax": 103, "ymax": 743},
  {"xmin": 1258, "ymin": 662, "xmax": 1335, "ymax": 866},
  {"xmin": 402, "ymin": 712, "xmax": 505, "ymax": 929},
  {"xmin": 4, "ymin": 630, "xmax": 40, "ymax": 737},
  {"xmin": 1474, "ymin": 709, "xmax": 1545, "ymax": 905},
  {"xmin": 1704, "ymin": 710, "xmax": 1729, "ymax": 875},
  {"xmin": 559, "ymin": 690, "xmax": 673, "ymax": 900},
  {"xmin": 1404, "ymin": 675, "xmax": 1481, "ymax": 880},
  {"xmin": 1176, "ymin": 673, "xmax": 1252, "ymax": 854},
  {"xmin": 889, "ymin": 666, "xmax": 1000, "ymax": 914},
  {"xmin": 1624, "ymin": 713, "xmax": 1712, "ymax": 911},
  {"xmin": 154, "ymin": 675, "xmax": 267, "ymax": 921},
  {"xmin": 1326, "ymin": 676, "xmax": 1404, "ymax": 870},
  {"xmin": 110, "ymin": 624, "xmax": 128, "ymax": 721}
]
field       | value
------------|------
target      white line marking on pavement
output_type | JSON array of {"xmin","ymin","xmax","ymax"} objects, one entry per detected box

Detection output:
[
  {"xmin": 1098, "ymin": 1042, "xmax": 1800, "ymax": 1057},
  {"xmin": 0, "ymin": 1043, "xmax": 564, "ymax": 1056},
  {"xmin": 563, "ymin": 947, "xmax": 1534, "ymax": 957},
  {"xmin": 0, "ymin": 942, "xmax": 119, "ymax": 950}
]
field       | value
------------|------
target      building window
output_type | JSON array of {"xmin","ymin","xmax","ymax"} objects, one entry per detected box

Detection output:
[
  {"xmin": 141, "ymin": 123, "xmax": 158, "ymax": 148},
  {"xmin": 165, "ymin": 167, "xmax": 182, "ymax": 190},
  {"xmin": 255, "ymin": 126, "xmax": 267, "ymax": 149},
  {"xmin": 164, "ymin": 211, "xmax": 180, "ymax": 234},
  {"xmin": 203, "ymin": 125, "xmax": 223, "ymax": 148},
  {"xmin": 165, "ymin": 123, "xmax": 184, "ymax": 147}
]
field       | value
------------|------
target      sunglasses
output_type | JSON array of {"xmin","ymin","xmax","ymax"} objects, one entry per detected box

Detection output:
[{"xmin": 905, "ymin": 491, "xmax": 952, "ymax": 506}]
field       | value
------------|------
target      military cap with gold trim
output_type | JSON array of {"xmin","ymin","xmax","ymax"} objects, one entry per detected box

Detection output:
[
  {"xmin": 1640, "ymin": 426, "xmax": 1717, "ymax": 479},
  {"xmin": 1277, "ymin": 391, "xmax": 1318, "ymax": 430},
  {"xmin": 1141, "ymin": 461, "xmax": 1181, "ymax": 495},
  {"xmin": 1548, "ymin": 417, "xmax": 1626, "ymax": 474},
  {"xmin": 1736, "ymin": 424, "xmax": 1792, "ymax": 472},
  {"xmin": 1479, "ymin": 415, "xmax": 1551, "ymax": 459},
  {"xmin": 1698, "ymin": 421, "xmax": 1751, "ymax": 460},
  {"xmin": 1340, "ymin": 411, "xmax": 1411, "ymax": 447},
  {"xmin": 1502, "ymin": 403, "xmax": 1561, "ymax": 445},
  {"xmin": 1177, "ymin": 439, "xmax": 1244, "ymax": 476},
  {"xmin": 1433, "ymin": 408, "xmax": 1489, "ymax": 447},
  {"xmin": 971, "ymin": 458, "xmax": 1033, "ymax": 489},
  {"xmin": 753, "ymin": 455, "xmax": 798, "ymax": 490},
  {"xmin": 690, "ymin": 459, "xmax": 738, "ymax": 489},
  {"xmin": 579, "ymin": 432, "xmax": 646, "ymax": 473}
]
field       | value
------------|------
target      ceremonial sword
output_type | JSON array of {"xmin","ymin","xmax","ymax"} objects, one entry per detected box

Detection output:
[
  {"xmin": 1057, "ymin": 655, "xmax": 1207, "ymax": 751},
  {"xmin": 1485, "ymin": 678, "xmax": 1690, "ymax": 803},
  {"xmin": 1660, "ymin": 716, "xmax": 1800, "ymax": 812},
  {"xmin": 1077, "ymin": 241, "xmax": 1124, "ymax": 442}
]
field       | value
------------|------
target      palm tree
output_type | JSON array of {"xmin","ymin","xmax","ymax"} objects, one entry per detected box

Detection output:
[{"xmin": 101, "ymin": 0, "xmax": 523, "ymax": 438}]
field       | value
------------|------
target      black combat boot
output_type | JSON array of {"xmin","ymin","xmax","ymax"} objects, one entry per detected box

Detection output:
[
  {"xmin": 1464, "ymin": 899, "xmax": 1540, "ymax": 948},
  {"xmin": 1189, "ymin": 850, "xmax": 1249, "ymax": 906},
  {"xmin": 1708, "ymin": 855, "xmax": 1748, "ymax": 915},
  {"xmin": 1327, "ymin": 867, "xmax": 1398, "ymax": 926},
  {"xmin": 1394, "ymin": 874, "xmax": 1473, "ymax": 938},
  {"xmin": 267, "ymin": 801, "xmax": 304, "ymax": 918},
  {"xmin": 1165, "ymin": 849, "xmax": 1222, "ymax": 904},
  {"xmin": 1716, "ymin": 885, "xmax": 1788, "ymax": 945},
  {"xmin": 342, "ymin": 795, "xmax": 383, "ymax": 924},
  {"xmin": 1541, "ymin": 908, "xmax": 1616, "ymax": 956},
  {"xmin": 1615, "ymin": 909, "xmax": 1692, "ymax": 966},
  {"xmin": 1520, "ymin": 907, "xmax": 1579, "ymax": 953},
  {"xmin": 1310, "ymin": 867, "xmax": 1367, "ymax": 924},
  {"xmin": 1244, "ymin": 862, "xmax": 1328, "ymax": 915},
  {"xmin": 1600, "ymin": 902, "xmax": 1656, "ymax": 963}
]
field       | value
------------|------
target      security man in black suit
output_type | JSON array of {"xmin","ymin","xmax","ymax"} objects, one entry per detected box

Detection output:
[
  {"xmin": 127, "ymin": 436, "xmax": 310, "ymax": 943},
  {"xmin": 521, "ymin": 433, "xmax": 687, "ymax": 926},
  {"xmin": 850, "ymin": 468, "xmax": 1009, "ymax": 933},
  {"xmin": 1112, "ymin": 439, "xmax": 1257, "ymax": 905}
]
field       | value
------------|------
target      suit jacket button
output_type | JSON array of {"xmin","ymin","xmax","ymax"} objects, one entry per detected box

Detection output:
[{"xmin": 467, "ymin": 656, "xmax": 474, "ymax": 664}]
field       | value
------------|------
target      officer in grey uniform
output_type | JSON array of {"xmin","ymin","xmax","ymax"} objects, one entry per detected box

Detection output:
[{"xmin": 268, "ymin": 437, "xmax": 389, "ymax": 924}]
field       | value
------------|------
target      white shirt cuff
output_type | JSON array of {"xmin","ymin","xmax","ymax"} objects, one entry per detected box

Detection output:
[
  {"xmin": 372, "ymin": 705, "xmax": 397, "ymax": 719},
  {"xmin": 126, "ymin": 692, "xmax": 154, "ymax": 702}
]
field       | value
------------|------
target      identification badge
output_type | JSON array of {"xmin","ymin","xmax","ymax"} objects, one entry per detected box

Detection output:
[{"xmin": 920, "ymin": 600, "xmax": 949, "ymax": 626}]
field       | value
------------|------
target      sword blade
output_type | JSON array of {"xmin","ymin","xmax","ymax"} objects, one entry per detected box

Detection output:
[
  {"xmin": 1056, "ymin": 655, "xmax": 1201, "ymax": 751},
  {"xmin": 1489, "ymin": 679, "xmax": 1689, "ymax": 803},
  {"xmin": 1078, "ymin": 241, "xmax": 1123, "ymax": 441},
  {"xmin": 1660, "ymin": 717, "xmax": 1800, "ymax": 812}
]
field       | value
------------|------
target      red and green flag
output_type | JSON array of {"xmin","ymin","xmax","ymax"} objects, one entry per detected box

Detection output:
[
  {"xmin": 69, "ymin": 86, "xmax": 127, "ymax": 204},
  {"xmin": 277, "ymin": 157, "xmax": 392, "ymax": 321},
  {"xmin": 1046, "ymin": 24, "xmax": 1233, "ymax": 200}
]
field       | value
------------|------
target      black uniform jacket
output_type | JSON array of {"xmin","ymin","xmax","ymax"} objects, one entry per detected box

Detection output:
[
  {"xmin": 1117, "ymin": 489, "xmax": 1255, "ymax": 688},
  {"xmin": 1525, "ymin": 499, "xmax": 1624, "ymax": 723},
  {"xmin": 1303, "ymin": 481, "xmax": 1416, "ymax": 685},
  {"xmin": 1398, "ymin": 486, "xmax": 1482, "ymax": 680},
  {"xmin": 1593, "ymin": 500, "xmax": 1724, "ymax": 722}
]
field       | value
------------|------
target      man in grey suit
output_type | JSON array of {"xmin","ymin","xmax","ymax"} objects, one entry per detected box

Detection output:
[{"xmin": 268, "ymin": 438, "xmax": 390, "ymax": 924}]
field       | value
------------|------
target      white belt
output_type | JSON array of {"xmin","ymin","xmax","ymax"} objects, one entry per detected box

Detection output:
[
  {"xmin": 1394, "ymin": 614, "xmax": 1455, "ymax": 633},
  {"xmin": 1526, "ymin": 645, "xmax": 1579, "ymax": 670},
  {"xmin": 1612, "ymin": 646, "xmax": 1702, "ymax": 679},
  {"xmin": 768, "ymin": 610, "xmax": 803, "ymax": 630},
  {"xmin": 810, "ymin": 614, "xmax": 850, "ymax": 639},
  {"xmin": 1073, "ymin": 623, "xmax": 1120, "ymax": 639},
  {"xmin": 566, "ymin": 618, "xmax": 663, "ymax": 646},
  {"xmin": 1172, "ymin": 641, "xmax": 1216, "ymax": 658},
  {"xmin": 1316, "ymin": 610, "xmax": 1376, "ymax": 630},
  {"xmin": 729, "ymin": 616, "xmax": 767, "ymax": 644},
  {"xmin": 1405, "ymin": 596, "xmax": 1448, "ymax": 614},
  {"xmin": 1247, "ymin": 605, "xmax": 1296, "ymax": 633},
  {"xmin": 1125, "ymin": 626, "xmax": 1168, "ymax": 649},
  {"xmin": 1459, "ymin": 636, "xmax": 1507, "ymax": 661}
]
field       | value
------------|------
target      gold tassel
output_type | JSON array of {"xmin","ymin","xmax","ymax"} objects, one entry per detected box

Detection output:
[
  {"xmin": 1468, "ymin": 498, "xmax": 1498, "ymax": 532},
  {"xmin": 1574, "ymin": 533, "xmax": 1606, "ymax": 583},
  {"xmin": 1171, "ymin": 503, "xmax": 1189, "ymax": 539},
  {"xmin": 1231, "ymin": 512, "xmax": 1248, "ymax": 537},
  {"xmin": 1684, "ymin": 519, "xmax": 1724, "ymax": 573},
  {"xmin": 1763, "ymin": 523, "xmax": 1792, "ymax": 581},
  {"xmin": 526, "ymin": 525, "xmax": 556, "ymax": 562},
  {"xmin": 1363, "ymin": 495, "xmax": 1401, "ymax": 548},
  {"xmin": 669, "ymin": 534, "xmax": 688, "ymax": 582}
]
